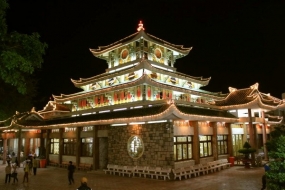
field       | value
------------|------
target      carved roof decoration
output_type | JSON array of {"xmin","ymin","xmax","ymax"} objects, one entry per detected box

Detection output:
[
  {"xmin": 90, "ymin": 21, "xmax": 192, "ymax": 58},
  {"xmin": 38, "ymin": 101, "xmax": 71, "ymax": 113},
  {"xmin": 210, "ymin": 83, "xmax": 284, "ymax": 110},
  {"xmin": 54, "ymin": 73, "xmax": 224, "ymax": 102},
  {"xmin": 266, "ymin": 115, "xmax": 283, "ymax": 123},
  {"xmin": 70, "ymin": 60, "xmax": 211, "ymax": 89}
]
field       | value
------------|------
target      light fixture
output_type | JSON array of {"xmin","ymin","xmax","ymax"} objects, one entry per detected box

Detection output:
[
  {"xmin": 129, "ymin": 122, "xmax": 145, "ymax": 125},
  {"xmin": 99, "ymin": 110, "xmax": 110, "ymax": 113},
  {"xmin": 111, "ymin": 123, "xmax": 127, "ymax": 126},
  {"xmin": 113, "ymin": 108, "xmax": 127, "ymax": 111},
  {"xmin": 148, "ymin": 120, "xmax": 167, "ymax": 124}
]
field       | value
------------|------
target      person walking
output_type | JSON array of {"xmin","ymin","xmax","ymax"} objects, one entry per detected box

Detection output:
[
  {"xmin": 67, "ymin": 161, "xmax": 76, "ymax": 185},
  {"xmin": 28, "ymin": 157, "xmax": 33, "ymax": 175},
  {"xmin": 12, "ymin": 163, "xmax": 18, "ymax": 183},
  {"xmin": 5, "ymin": 163, "xmax": 12, "ymax": 184},
  {"xmin": 261, "ymin": 163, "xmax": 270, "ymax": 190},
  {"xmin": 23, "ymin": 159, "xmax": 30, "ymax": 183},
  {"xmin": 15, "ymin": 157, "xmax": 19, "ymax": 167},
  {"xmin": 32, "ymin": 156, "xmax": 38, "ymax": 175},
  {"xmin": 77, "ymin": 177, "xmax": 92, "ymax": 190},
  {"xmin": 6, "ymin": 154, "xmax": 11, "ymax": 164}
]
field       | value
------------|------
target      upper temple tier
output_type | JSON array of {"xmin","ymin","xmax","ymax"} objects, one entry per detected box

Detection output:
[{"xmin": 89, "ymin": 21, "xmax": 192, "ymax": 69}]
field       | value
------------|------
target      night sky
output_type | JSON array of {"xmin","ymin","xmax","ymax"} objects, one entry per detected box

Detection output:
[{"xmin": 5, "ymin": 0, "xmax": 285, "ymax": 110}]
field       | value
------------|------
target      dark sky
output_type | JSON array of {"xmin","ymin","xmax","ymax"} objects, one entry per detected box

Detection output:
[{"xmin": 5, "ymin": 0, "xmax": 285, "ymax": 110}]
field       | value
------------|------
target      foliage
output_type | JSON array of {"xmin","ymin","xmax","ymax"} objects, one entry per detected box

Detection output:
[
  {"xmin": 266, "ymin": 124, "xmax": 285, "ymax": 190},
  {"xmin": 0, "ymin": 0, "xmax": 47, "ymax": 119},
  {"xmin": 238, "ymin": 142, "xmax": 256, "ymax": 158}
]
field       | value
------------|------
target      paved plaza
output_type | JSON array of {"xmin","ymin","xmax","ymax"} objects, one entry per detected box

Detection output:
[{"xmin": 0, "ymin": 161, "xmax": 265, "ymax": 190}]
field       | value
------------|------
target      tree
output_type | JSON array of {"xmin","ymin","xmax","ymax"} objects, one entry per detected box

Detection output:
[
  {"xmin": 238, "ymin": 141, "xmax": 256, "ymax": 159},
  {"xmin": 0, "ymin": 0, "xmax": 47, "ymax": 119},
  {"xmin": 265, "ymin": 124, "xmax": 285, "ymax": 190}
]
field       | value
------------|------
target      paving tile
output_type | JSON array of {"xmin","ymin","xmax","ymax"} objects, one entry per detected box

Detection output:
[{"xmin": 0, "ymin": 162, "xmax": 265, "ymax": 190}]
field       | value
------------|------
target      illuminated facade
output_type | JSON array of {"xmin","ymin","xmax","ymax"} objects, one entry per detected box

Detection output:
[{"xmin": 1, "ymin": 21, "xmax": 284, "ymax": 170}]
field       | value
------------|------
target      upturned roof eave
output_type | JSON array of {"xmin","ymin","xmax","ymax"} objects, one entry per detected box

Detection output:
[
  {"xmin": 90, "ymin": 30, "xmax": 191, "ymax": 57},
  {"xmin": 216, "ymin": 97, "xmax": 279, "ymax": 111},
  {"xmin": 54, "ymin": 73, "xmax": 223, "ymax": 102},
  {"xmin": 70, "ymin": 60, "xmax": 210, "ymax": 88},
  {"xmin": 8, "ymin": 104, "xmax": 238, "ymax": 129}
]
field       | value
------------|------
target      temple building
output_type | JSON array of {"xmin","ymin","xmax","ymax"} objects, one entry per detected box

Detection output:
[{"xmin": 1, "ymin": 21, "xmax": 285, "ymax": 170}]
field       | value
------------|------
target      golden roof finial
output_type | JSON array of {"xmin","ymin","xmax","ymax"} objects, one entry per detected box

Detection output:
[{"xmin": 137, "ymin": 20, "xmax": 145, "ymax": 31}]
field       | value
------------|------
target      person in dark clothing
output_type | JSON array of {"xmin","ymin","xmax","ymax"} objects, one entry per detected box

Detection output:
[
  {"xmin": 12, "ymin": 163, "xmax": 18, "ymax": 183},
  {"xmin": 32, "ymin": 156, "xmax": 37, "ymax": 175},
  {"xmin": 67, "ymin": 161, "xmax": 75, "ymax": 185},
  {"xmin": 15, "ymin": 157, "xmax": 19, "ymax": 167},
  {"xmin": 77, "ymin": 177, "xmax": 92, "ymax": 190},
  {"xmin": 261, "ymin": 163, "xmax": 270, "ymax": 190},
  {"xmin": 5, "ymin": 163, "xmax": 11, "ymax": 183}
]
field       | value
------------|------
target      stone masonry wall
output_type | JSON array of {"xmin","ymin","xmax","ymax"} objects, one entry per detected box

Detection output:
[{"xmin": 108, "ymin": 122, "xmax": 174, "ymax": 168}]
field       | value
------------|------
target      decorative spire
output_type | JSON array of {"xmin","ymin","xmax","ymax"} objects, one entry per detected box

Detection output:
[
  {"xmin": 137, "ymin": 21, "xmax": 145, "ymax": 31},
  {"xmin": 250, "ymin": 83, "xmax": 259, "ymax": 90},
  {"xmin": 229, "ymin": 87, "xmax": 237, "ymax": 93}
]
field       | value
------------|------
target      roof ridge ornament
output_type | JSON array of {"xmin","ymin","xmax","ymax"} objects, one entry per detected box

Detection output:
[
  {"xmin": 228, "ymin": 87, "xmax": 237, "ymax": 93},
  {"xmin": 250, "ymin": 83, "xmax": 259, "ymax": 90},
  {"xmin": 137, "ymin": 21, "xmax": 145, "ymax": 31}
]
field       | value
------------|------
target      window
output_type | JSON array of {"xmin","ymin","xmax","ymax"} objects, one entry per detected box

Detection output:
[
  {"xmin": 65, "ymin": 127, "xmax": 76, "ymax": 132},
  {"xmin": 173, "ymin": 136, "xmax": 193, "ymax": 161},
  {"xmin": 82, "ymin": 126, "xmax": 93, "ymax": 131},
  {"xmin": 51, "ymin": 129, "xmax": 59, "ymax": 133},
  {"xmin": 199, "ymin": 135, "xmax": 212, "ymax": 157},
  {"xmin": 217, "ymin": 135, "xmax": 228, "ymax": 155},
  {"xmin": 232, "ymin": 134, "xmax": 243, "ymax": 156},
  {"xmin": 127, "ymin": 135, "xmax": 144, "ymax": 159},
  {"xmin": 154, "ymin": 48, "xmax": 162, "ymax": 59},
  {"xmin": 63, "ymin": 139, "xmax": 77, "ymax": 155},
  {"xmin": 121, "ymin": 49, "xmax": 129, "ymax": 59},
  {"xmin": 82, "ymin": 138, "xmax": 93, "ymax": 157},
  {"xmin": 50, "ymin": 138, "xmax": 59, "ymax": 154},
  {"xmin": 136, "ymin": 41, "xmax": 140, "ymax": 47},
  {"xmin": 144, "ymin": 40, "xmax": 148, "ymax": 47}
]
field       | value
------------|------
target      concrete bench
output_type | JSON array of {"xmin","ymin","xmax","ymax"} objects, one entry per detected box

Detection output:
[
  {"xmin": 60, "ymin": 161, "xmax": 70, "ymax": 168},
  {"xmin": 156, "ymin": 167, "xmax": 171, "ymax": 180},
  {"xmin": 208, "ymin": 161, "xmax": 222, "ymax": 172},
  {"xmin": 133, "ymin": 166, "xmax": 146, "ymax": 177},
  {"xmin": 114, "ymin": 165, "xmax": 125, "ymax": 176},
  {"xmin": 49, "ymin": 160, "xmax": 59, "ymax": 167},
  {"xmin": 144, "ymin": 166, "xmax": 161, "ymax": 179},
  {"xmin": 172, "ymin": 168, "xmax": 187, "ymax": 180},
  {"xmin": 104, "ymin": 164, "xmax": 115, "ymax": 174},
  {"xmin": 78, "ymin": 163, "xmax": 92, "ymax": 171},
  {"xmin": 121, "ymin": 166, "xmax": 134, "ymax": 177},
  {"xmin": 218, "ymin": 159, "xmax": 231, "ymax": 169}
]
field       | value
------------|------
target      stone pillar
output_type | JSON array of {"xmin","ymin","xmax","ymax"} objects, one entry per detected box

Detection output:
[
  {"xmin": 190, "ymin": 121, "xmax": 199, "ymax": 164},
  {"xmin": 46, "ymin": 130, "xmax": 50, "ymax": 162},
  {"xmin": 261, "ymin": 111, "xmax": 268, "ymax": 160},
  {"xmin": 242, "ymin": 123, "xmax": 247, "ymax": 143},
  {"xmin": 227, "ymin": 123, "xmax": 233, "ymax": 156},
  {"xmin": 24, "ymin": 137, "xmax": 30, "ymax": 157},
  {"xmin": 3, "ymin": 136, "xmax": 7, "ymax": 165},
  {"xmin": 248, "ymin": 108, "xmax": 256, "ymax": 166},
  {"xmin": 59, "ymin": 128, "xmax": 63, "ymax": 165},
  {"xmin": 76, "ymin": 127, "xmax": 81, "ymax": 169},
  {"xmin": 210, "ymin": 122, "xmax": 218, "ymax": 160},
  {"xmin": 93, "ymin": 126, "xmax": 99, "ymax": 170},
  {"xmin": 39, "ymin": 130, "xmax": 45, "ymax": 157},
  {"xmin": 17, "ymin": 128, "xmax": 22, "ymax": 166}
]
